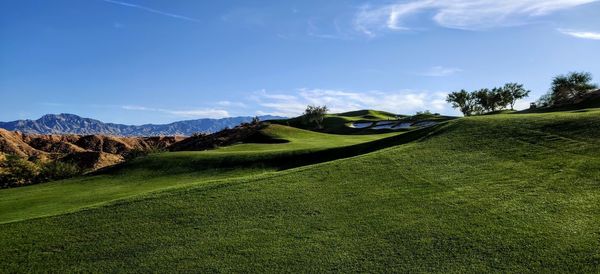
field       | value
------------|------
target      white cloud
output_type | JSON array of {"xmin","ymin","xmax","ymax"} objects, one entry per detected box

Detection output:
[
  {"xmin": 217, "ymin": 101, "xmax": 247, "ymax": 108},
  {"xmin": 422, "ymin": 66, "xmax": 463, "ymax": 77},
  {"xmin": 253, "ymin": 88, "xmax": 449, "ymax": 117},
  {"xmin": 558, "ymin": 29, "xmax": 600, "ymax": 40},
  {"xmin": 102, "ymin": 0, "xmax": 199, "ymax": 22},
  {"xmin": 355, "ymin": 0, "xmax": 597, "ymax": 35},
  {"xmin": 121, "ymin": 105, "xmax": 229, "ymax": 118}
]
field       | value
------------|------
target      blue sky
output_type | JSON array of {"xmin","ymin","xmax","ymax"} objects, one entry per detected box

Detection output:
[{"xmin": 1, "ymin": 0, "xmax": 599, "ymax": 124}]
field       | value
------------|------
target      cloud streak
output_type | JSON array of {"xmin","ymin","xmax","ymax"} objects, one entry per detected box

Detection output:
[
  {"xmin": 355, "ymin": 0, "xmax": 597, "ymax": 35},
  {"xmin": 422, "ymin": 66, "xmax": 463, "ymax": 77},
  {"xmin": 252, "ymin": 89, "xmax": 449, "ymax": 117},
  {"xmin": 101, "ymin": 0, "xmax": 199, "ymax": 22},
  {"xmin": 558, "ymin": 29, "xmax": 600, "ymax": 40}
]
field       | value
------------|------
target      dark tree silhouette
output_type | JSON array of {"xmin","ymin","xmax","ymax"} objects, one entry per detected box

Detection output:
[
  {"xmin": 550, "ymin": 72, "xmax": 597, "ymax": 105},
  {"xmin": 303, "ymin": 105, "xmax": 328, "ymax": 129},
  {"xmin": 446, "ymin": 90, "xmax": 477, "ymax": 116},
  {"xmin": 502, "ymin": 83, "xmax": 530, "ymax": 110}
]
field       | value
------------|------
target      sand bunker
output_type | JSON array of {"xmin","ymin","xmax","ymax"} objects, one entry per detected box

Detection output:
[
  {"xmin": 372, "ymin": 124, "xmax": 395, "ymax": 130},
  {"xmin": 349, "ymin": 122, "xmax": 373, "ymax": 128},
  {"xmin": 414, "ymin": 121, "xmax": 438, "ymax": 127},
  {"xmin": 392, "ymin": 123, "xmax": 412, "ymax": 129},
  {"xmin": 349, "ymin": 120, "xmax": 438, "ymax": 130}
]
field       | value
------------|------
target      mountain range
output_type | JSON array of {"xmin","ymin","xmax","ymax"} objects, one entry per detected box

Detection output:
[{"xmin": 0, "ymin": 114, "xmax": 284, "ymax": 136}]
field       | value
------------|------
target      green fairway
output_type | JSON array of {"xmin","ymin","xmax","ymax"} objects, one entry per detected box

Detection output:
[
  {"xmin": 0, "ymin": 125, "xmax": 398, "ymax": 223},
  {"xmin": 0, "ymin": 109, "xmax": 599, "ymax": 272},
  {"xmin": 271, "ymin": 109, "xmax": 455, "ymax": 134}
]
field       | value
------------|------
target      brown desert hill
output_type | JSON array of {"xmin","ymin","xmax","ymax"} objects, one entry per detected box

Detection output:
[
  {"xmin": 24, "ymin": 135, "xmax": 85, "ymax": 155},
  {"xmin": 60, "ymin": 151, "xmax": 125, "ymax": 170},
  {"xmin": 0, "ymin": 129, "xmax": 184, "ymax": 171},
  {"xmin": 169, "ymin": 122, "xmax": 279, "ymax": 152},
  {"xmin": 0, "ymin": 129, "xmax": 42, "ymax": 158},
  {"xmin": 143, "ymin": 136, "xmax": 184, "ymax": 149}
]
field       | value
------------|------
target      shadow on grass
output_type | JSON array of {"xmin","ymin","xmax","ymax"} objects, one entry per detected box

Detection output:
[{"xmin": 97, "ymin": 123, "xmax": 450, "ymax": 176}]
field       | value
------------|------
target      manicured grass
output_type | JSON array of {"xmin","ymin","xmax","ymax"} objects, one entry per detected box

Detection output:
[
  {"xmin": 0, "ymin": 125, "xmax": 398, "ymax": 223},
  {"xmin": 272, "ymin": 109, "xmax": 455, "ymax": 134},
  {"xmin": 0, "ymin": 109, "xmax": 599, "ymax": 272}
]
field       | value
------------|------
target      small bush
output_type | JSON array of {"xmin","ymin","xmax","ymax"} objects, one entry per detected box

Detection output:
[
  {"xmin": 0, "ymin": 155, "xmax": 41, "ymax": 188},
  {"xmin": 0, "ymin": 155, "xmax": 84, "ymax": 188},
  {"xmin": 38, "ymin": 161, "xmax": 81, "ymax": 182}
]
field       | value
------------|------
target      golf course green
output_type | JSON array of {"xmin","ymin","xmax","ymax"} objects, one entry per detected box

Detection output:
[{"xmin": 1, "ymin": 109, "xmax": 599, "ymax": 272}]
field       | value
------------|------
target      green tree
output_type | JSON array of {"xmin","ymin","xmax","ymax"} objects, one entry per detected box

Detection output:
[
  {"xmin": 536, "ymin": 92, "xmax": 554, "ymax": 108},
  {"xmin": 474, "ymin": 88, "xmax": 509, "ymax": 113},
  {"xmin": 473, "ymin": 89, "xmax": 494, "ymax": 112},
  {"xmin": 550, "ymin": 72, "xmax": 598, "ymax": 105},
  {"xmin": 303, "ymin": 105, "xmax": 328, "ymax": 129},
  {"xmin": 446, "ymin": 90, "xmax": 477, "ymax": 116},
  {"xmin": 491, "ymin": 87, "xmax": 510, "ymax": 111},
  {"xmin": 502, "ymin": 83, "xmax": 530, "ymax": 110}
]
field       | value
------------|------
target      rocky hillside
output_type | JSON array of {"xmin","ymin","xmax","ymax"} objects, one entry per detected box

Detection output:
[
  {"xmin": 0, "ymin": 129, "xmax": 183, "ymax": 170},
  {"xmin": 0, "ymin": 114, "xmax": 284, "ymax": 136}
]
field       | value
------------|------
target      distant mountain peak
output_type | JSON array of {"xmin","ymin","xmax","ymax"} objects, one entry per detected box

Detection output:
[{"xmin": 0, "ymin": 113, "xmax": 286, "ymax": 136}]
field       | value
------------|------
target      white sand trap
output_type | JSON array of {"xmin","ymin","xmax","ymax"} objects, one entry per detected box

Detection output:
[
  {"xmin": 414, "ymin": 121, "xmax": 438, "ymax": 128},
  {"xmin": 349, "ymin": 122, "xmax": 373, "ymax": 128},
  {"xmin": 372, "ymin": 124, "xmax": 395, "ymax": 130},
  {"xmin": 392, "ymin": 123, "xmax": 412, "ymax": 129}
]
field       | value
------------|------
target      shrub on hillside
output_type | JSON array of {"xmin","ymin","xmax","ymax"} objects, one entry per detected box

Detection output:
[
  {"xmin": 37, "ymin": 161, "xmax": 81, "ymax": 182},
  {"xmin": 0, "ymin": 156, "xmax": 85, "ymax": 188},
  {"xmin": 0, "ymin": 155, "xmax": 41, "ymax": 188}
]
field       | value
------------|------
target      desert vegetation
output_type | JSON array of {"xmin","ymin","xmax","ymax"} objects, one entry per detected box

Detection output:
[
  {"xmin": 0, "ymin": 155, "xmax": 81, "ymax": 188},
  {"xmin": 0, "ymin": 130, "xmax": 183, "ymax": 188}
]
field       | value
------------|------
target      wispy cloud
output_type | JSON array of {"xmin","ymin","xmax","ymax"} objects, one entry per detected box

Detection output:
[
  {"xmin": 121, "ymin": 105, "xmax": 229, "ymax": 118},
  {"xmin": 558, "ymin": 28, "xmax": 600, "ymax": 40},
  {"xmin": 355, "ymin": 0, "xmax": 597, "ymax": 35},
  {"xmin": 306, "ymin": 18, "xmax": 353, "ymax": 40},
  {"xmin": 422, "ymin": 66, "xmax": 463, "ymax": 77},
  {"xmin": 101, "ymin": 0, "xmax": 199, "ymax": 22},
  {"xmin": 252, "ymin": 89, "xmax": 448, "ymax": 117},
  {"xmin": 217, "ymin": 101, "xmax": 247, "ymax": 108}
]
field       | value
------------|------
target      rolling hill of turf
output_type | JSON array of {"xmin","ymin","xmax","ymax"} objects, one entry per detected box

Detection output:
[
  {"xmin": 1, "ymin": 109, "xmax": 599, "ymax": 272},
  {"xmin": 271, "ymin": 109, "xmax": 455, "ymax": 134},
  {"xmin": 0, "ymin": 125, "xmax": 399, "ymax": 223}
]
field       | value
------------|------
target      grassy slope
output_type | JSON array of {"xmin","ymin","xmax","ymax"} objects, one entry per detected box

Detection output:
[
  {"xmin": 0, "ymin": 125, "xmax": 397, "ymax": 223},
  {"xmin": 272, "ymin": 109, "xmax": 454, "ymax": 134},
  {"xmin": 1, "ymin": 109, "xmax": 599, "ymax": 272}
]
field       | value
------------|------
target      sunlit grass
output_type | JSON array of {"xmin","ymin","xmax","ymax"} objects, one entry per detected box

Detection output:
[{"xmin": 0, "ymin": 109, "xmax": 599, "ymax": 272}]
